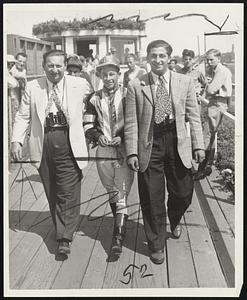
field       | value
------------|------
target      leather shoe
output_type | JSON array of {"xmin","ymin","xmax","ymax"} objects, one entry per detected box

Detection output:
[
  {"xmin": 171, "ymin": 224, "xmax": 182, "ymax": 239},
  {"xmin": 150, "ymin": 250, "xmax": 164, "ymax": 264},
  {"xmin": 58, "ymin": 240, "xmax": 71, "ymax": 255}
]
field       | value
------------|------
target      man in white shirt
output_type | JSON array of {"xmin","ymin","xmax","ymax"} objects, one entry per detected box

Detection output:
[
  {"xmin": 11, "ymin": 50, "xmax": 92, "ymax": 258},
  {"xmin": 10, "ymin": 52, "xmax": 27, "ymax": 103},
  {"xmin": 194, "ymin": 48, "xmax": 232, "ymax": 180},
  {"xmin": 125, "ymin": 40, "xmax": 205, "ymax": 264}
]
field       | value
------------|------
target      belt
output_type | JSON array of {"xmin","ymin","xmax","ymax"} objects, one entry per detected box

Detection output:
[
  {"xmin": 44, "ymin": 124, "xmax": 69, "ymax": 132},
  {"xmin": 153, "ymin": 119, "xmax": 176, "ymax": 136}
]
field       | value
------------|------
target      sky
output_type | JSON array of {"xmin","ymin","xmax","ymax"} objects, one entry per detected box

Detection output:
[{"xmin": 4, "ymin": 3, "xmax": 243, "ymax": 57}]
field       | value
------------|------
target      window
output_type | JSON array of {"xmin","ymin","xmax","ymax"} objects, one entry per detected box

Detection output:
[
  {"xmin": 20, "ymin": 40, "xmax": 25, "ymax": 50},
  {"xmin": 55, "ymin": 44, "xmax": 62, "ymax": 50},
  {"xmin": 37, "ymin": 43, "xmax": 44, "ymax": 51},
  {"xmin": 45, "ymin": 45, "xmax": 51, "ymax": 51},
  {"xmin": 27, "ymin": 42, "xmax": 34, "ymax": 50}
]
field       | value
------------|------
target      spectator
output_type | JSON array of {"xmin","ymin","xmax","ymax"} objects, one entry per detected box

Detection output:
[
  {"xmin": 123, "ymin": 53, "xmax": 146, "ymax": 95},
  {"xmin": 7, "ymin": 55, "xmax": 19, "ymax": 158},
  {"xmin": 194, "ymin": 49, "xmax": 232, "ymax": 181},
  {"xmin": 66, "ymin": 56, "xmax": 93, "ymax": 90},
  {"xmin": 168, "ymin": 58, "xmax": 182, "ymax": 73},
  {"xmin": 10, "ymin": 52, "xmax": 27, "ymax": 102},
  {"xmin": 109, "ymin": 47, "xmax": 120, "ymax": 65},
  {"xmin": 180, "ymin": 49, "xmax": 206, "ymax": 105},
  {"xmin": 124, "ymin": 47, "xmax": 130, "ymax": 64}
]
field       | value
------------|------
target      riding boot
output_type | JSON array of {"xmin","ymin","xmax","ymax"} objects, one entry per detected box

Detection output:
[
  {"xmin": 111, "ymin": 213, "xmax": 128, "ymax": 256},
  {"xmin": 110, "ymin": 202, "xmax": 117, "ymax": 217}
]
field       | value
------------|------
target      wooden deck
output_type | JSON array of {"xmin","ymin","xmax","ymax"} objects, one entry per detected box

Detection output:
[{"xmin": 7, "ymin": 156, "xmax": 235, "ymax": 290}]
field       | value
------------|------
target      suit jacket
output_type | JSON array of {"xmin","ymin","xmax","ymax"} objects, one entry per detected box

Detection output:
[
  {"xmin": 124, "ymin": 71, "xmax": 204, "ymax": 172},
  {"xmin": 11, "ymin": 75, "xmax": 92, "ymax": 169}
]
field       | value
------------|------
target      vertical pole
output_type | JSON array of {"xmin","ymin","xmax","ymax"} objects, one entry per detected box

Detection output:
[{"xmin": 197, "ymin": 35, "xmax": 201, "ymax": 57}]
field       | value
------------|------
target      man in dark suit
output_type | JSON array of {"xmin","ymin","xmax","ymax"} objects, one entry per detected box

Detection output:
[{"xmin": 124, "ymin": 40, "xmax": 205, "ymax": 264}]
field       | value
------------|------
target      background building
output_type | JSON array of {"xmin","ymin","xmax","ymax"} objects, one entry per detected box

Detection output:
[{"xmin": 7, "ymin": 34, "xmax": 54, "ymax": 75}]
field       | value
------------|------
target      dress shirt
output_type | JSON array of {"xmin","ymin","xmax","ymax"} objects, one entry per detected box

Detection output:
[{"xmin": 151, "ymin": 70, "xmax": 170, "ymax": 95}]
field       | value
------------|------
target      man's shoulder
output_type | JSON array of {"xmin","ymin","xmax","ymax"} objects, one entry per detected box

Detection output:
[
  {"xmin": 171, "ymin": 70, "xmax": 191, "ymax": 82},
  {"xmin": 65, "ymin": 74, "xmax": 87, "ymax": 85},
  {"xmin": 129, "ymin": 72, "xmax": 149, "ymax": 87},
  {"xmin": 27, "ymin": 76, "xmax": 46, "ymax": 89}
]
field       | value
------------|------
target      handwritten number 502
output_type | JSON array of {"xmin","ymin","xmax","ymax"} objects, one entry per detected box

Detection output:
[{"xmin": 120, "ymin": 264, "xmax": 154, "ymax": 285}]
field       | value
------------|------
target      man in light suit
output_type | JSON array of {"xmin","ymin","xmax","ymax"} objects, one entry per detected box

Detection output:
[
  {"xmin": 124, "ymin": 40, "xmax": 205, "ymax": 264},
  {"xmin": 11, "ymin": 50, "xmax": 92, "ymax": 258}
]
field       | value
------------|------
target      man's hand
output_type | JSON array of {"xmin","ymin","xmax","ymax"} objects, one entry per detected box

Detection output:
[
  {"xmin": 194, "ymin": 149, "xmax": 205, "ymax": 164},
  {"xmin": 11, "ymin": 142, "xmax": 22, "ymax": 161},
  {"xmin": 110, "ymin": 136, "xmax": 121, "ymax": 147},
  {"xmin": 127, "ymin": 156, "xmax": 139, "ymax": 172},
  {"xmin": 98, "ymin": 135, "xmax": 109, "ymax": 147}
]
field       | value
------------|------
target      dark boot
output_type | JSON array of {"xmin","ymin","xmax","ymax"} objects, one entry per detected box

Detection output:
[
  {"xmin": 111, "ymin": 213, "xmax": 128, "ymax": 256},
  {"xmin": 110, "ymin": 203, "xmax": 117, "ymax": 217}
]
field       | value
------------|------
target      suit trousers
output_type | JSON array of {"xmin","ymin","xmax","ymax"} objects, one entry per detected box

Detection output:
[
  {"xmin": 38, "ymin": 127, "xmax": 82, "ymax": 242},
  {"xmin": 138, "ymin": 124, "xmax": 194, "ymax": 251}
]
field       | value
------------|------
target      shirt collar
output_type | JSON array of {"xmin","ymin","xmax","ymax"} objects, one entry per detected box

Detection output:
[
  {"xmin": 47, "ymin": 76, "xmax": 64, "ymax": 92},
  {"xmin": 151, "ymin": 70, "xmax": 170, "ymax": 84}
]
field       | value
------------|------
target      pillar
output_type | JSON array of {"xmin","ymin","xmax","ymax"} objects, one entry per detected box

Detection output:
[
  {"xmin": 98, "ymin": 35, "xmax": 107, "ymax": 59},
  {"xmin": 65, "ymin": 36, "xmax": 74, "ymax": 55}
]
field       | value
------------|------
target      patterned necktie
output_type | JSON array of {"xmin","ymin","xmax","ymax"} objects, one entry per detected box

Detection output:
[{"xmin": 154, "ymin": 76, "xmax": 172, "ymax": 124}]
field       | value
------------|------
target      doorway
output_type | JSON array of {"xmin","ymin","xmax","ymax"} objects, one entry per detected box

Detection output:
[{"xmin": 76, "ymin": 39, "xmax": 97, "ymax": 58}]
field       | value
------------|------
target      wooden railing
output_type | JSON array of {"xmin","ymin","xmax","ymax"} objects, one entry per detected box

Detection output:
[{"xmin": 201, "ymin": 98, "xmax": 235, "ymax": 122}]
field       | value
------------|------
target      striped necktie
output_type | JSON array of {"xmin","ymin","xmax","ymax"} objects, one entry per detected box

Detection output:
[{"xmin": 154, "ymin": 76, "xmax": 172, "ymax": 124}]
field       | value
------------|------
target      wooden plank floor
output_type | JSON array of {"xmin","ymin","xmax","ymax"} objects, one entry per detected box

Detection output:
[{"xmin": 8, "ymin": 160, "xmax": 235, "ymax": 289}]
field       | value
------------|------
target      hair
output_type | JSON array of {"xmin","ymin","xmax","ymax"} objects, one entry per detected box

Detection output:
[
  {"xmin": 15, "ymin": 52, "xmax": 27, "ymax": 60},
  {"xmin": 182, "ymin": 49, "xmax": 195, "ymax": 58},
  {"xmin": 169, "ymin": 58, "xmax": 177, "ymax": 64},
  {"xmin": 126, "ymin": 53, "xmax": 136, "ymax": 60},
  {"xmin": 206, "ymin": 48, "xmax": 221, "ymax": 58},
  {"xmin": 146, "ymin": 40, "xmax": 173, "ymax": 56},
  {"xmin": 79, "ymin": 55, "xmax": 85, "ymax": 63},
  {"xmin": 43, "ymin": 49, "xmax": 67, "ymax": 64}
]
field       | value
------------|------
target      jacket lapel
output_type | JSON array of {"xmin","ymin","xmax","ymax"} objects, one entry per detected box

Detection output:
[
  {"xmin": 35, "ymin": 78, "xmax": 48, "ymax": 126},
  {"xmin": 66, "ymin": 76, "xmax": 79, "ymax": 124},
  {"xmin": 141, "ymin": 72, "xmax": 155, "ymax": 106},
  {"xmin": 170, "ymin": 72, "xmax": 181, "ymax": 109}
]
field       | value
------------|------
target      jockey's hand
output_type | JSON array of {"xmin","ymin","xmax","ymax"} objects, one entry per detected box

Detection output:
[
  {"xmin": 98, "ymin": 135, "xmax": 109, "ymax": 147},
  {"xmin": 111, "ymin": 136, "xmax": 121, "ymax": 147},
  {"xmin": 11, "ymin": 142, "xmax": 22, "ymax": 161}
]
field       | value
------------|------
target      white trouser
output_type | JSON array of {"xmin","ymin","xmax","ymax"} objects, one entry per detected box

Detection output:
[{"xmin": 96, "ymin": 145, "xmax": 134, "ymax": 215}]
